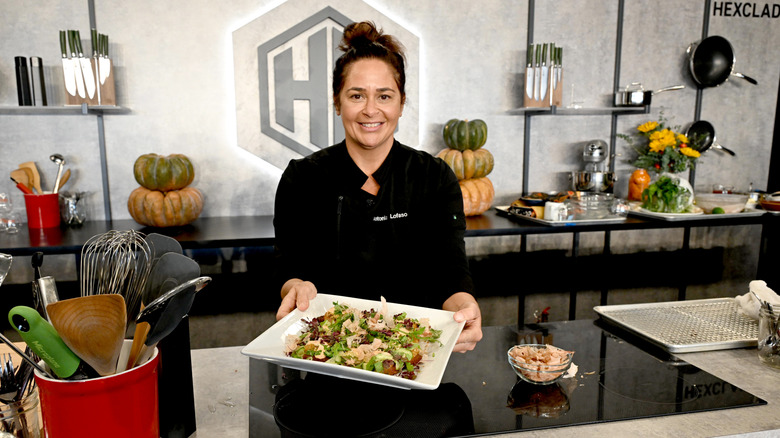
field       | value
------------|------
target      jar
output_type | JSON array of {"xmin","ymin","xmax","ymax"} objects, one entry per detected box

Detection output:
[
  {"xmin": 758, "ymin": 306, "xmax": 780, "ymax": 368},
  {"xmin": 0, "ymin": 390, "xmax": 41, "ymax": 437}
]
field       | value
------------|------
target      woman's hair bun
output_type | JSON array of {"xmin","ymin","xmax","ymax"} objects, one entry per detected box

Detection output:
[{"xmin": 339, "ymin": 21, "xmax": 404, "ymax": 58}]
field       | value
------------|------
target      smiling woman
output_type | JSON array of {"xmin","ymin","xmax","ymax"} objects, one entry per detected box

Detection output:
[{"xmin": 272, "ymin": 21, "xmax": 483, "ymax": 354}]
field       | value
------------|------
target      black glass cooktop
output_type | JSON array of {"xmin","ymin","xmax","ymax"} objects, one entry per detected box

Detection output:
[{"xmin": 248, "ymin": 319, "xmax": 765, "ymax": 437}]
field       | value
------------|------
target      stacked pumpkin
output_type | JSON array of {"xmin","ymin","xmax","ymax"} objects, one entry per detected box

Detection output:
[
  {"xmin": 436, "ymin": 119, "xmax": 495, "ymax": 216},
  {"xmin": 127, "ymin": 153, "xmax": 204, "ymax": 227}
]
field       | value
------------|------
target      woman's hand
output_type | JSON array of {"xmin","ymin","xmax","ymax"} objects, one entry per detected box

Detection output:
[
  {"xmin": 443, "ymin": 292, "xmax": 483, "ymax": 353},
  {"xmin": 276, "ymin": 278, "xmax": 318, "ymax": 320}
]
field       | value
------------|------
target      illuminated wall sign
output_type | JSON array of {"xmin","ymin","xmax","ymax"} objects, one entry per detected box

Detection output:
[{"xmin": 233, "ymin": 1, "xmax": 419, "ymax": 169}]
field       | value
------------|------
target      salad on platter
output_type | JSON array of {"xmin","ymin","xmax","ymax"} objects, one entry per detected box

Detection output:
[{"xmin": 284, "ymin": 298, "xmax": 443, "ymax": 380}]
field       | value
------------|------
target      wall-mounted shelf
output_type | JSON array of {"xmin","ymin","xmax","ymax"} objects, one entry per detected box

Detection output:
[
  {"xmin": 0, "ymin": 104, "xmax": 128, "ymax": 115},
  {"xmin": 507, "ymin": 106, "xmax": 648, "ymax": 116}
]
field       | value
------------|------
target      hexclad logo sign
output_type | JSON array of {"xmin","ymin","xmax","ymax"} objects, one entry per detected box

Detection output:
[
  {"xmin": 233, "ymin": 2, "xmax": 419, "ymax": 169},
  {"xmin": 258, "ymin": 8, "xmax": 350, "ymax": 159}
]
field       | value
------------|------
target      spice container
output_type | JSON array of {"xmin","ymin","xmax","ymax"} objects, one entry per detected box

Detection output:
[{"xmin": 758, "ymin": 306, "xmax": 780, "ymax": 368}]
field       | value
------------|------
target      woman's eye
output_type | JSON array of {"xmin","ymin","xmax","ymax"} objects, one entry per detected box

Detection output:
[{"xmin": 349, "ymin": 93, "xmax": 363, "ymax": 100}]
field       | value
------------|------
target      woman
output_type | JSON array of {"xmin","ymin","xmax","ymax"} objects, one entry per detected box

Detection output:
[{"xmin": 273, "ymin": 21, "xmax": 481, "ymax": 353}]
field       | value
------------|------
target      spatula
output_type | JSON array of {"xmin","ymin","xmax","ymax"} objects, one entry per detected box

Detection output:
[
  {"xmin": 18, "ymin": 162, "xmax": 42, "ymax": 194},
  {"xmin": 132, "ymin": 276, "xmax": 210, "ymax": 367},
  {"xmin": 46, "ymin": 294, "xmax": 127, "ymax": 376},
  {"xmin": 10, "ymin": 169, "xmax": 32, "ymax": 193}
]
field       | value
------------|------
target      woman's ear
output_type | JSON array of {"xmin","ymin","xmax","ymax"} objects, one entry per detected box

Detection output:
[{"xmin": 333, "ymin": 96, "xmax": 340, "ymax": 115}]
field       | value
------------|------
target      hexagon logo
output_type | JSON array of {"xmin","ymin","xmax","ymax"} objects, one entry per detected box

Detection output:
[{"xmin": 233, "ymin": 1, "xmax": 418, "ymax": 169}]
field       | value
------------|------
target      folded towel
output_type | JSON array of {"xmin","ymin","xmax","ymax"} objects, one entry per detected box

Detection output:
[{"xmin": 735, "ymin": 280, "xmax": 780, "ymax": 320}]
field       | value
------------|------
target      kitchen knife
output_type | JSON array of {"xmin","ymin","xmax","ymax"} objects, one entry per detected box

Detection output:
[
  {"xmin": 525, "ymin": 45, "xmax": 534, "ymax": 101},
  {"xmin": 91, "ymin": 28, "xmax": 101, "ymax": 104},
  {"xmin": 551, "ymin": 46, "xmax": 558, "ymax": 96},
  {"xmin": 540, "ymin": 43, "xmax": 549, "ymax": 101},
  {"xmin": 75, "ymin": 30, "xmax": 96, "ymax": 100},
  {"xmin": 59, "ymin": 30, "xmax": 77, "ymax": 97},
  {"xmin": 68, "ymin": 30, "xmax": 86, "ymax": 99},
  {"xmin": 533, "ymin": 44, "xmax": 541, "ymax": 101},
  {"xmin": 100, "ymin": 33, "xmax": 110, "ymax": 84},
  {"xmin": 557, "ymin": 47, "xmax": 563, "ymax": 84},
  {"xmin": 8, "ymin": 306, "xmax": 81, "ymax": 379}
]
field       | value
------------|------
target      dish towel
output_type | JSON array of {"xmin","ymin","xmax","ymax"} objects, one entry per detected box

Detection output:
[{"xmin": 735, "ymin": 280, "xmax": 780, "ymax": 320}]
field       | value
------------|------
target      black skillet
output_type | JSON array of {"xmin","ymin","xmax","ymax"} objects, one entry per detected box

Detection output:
[
  {"xmin": 686, "ymin": 120, "xmax": 736, "ymax": 156},
  {"xmin": 687, "ymin": 36, "xmax": 757, "ymax": 88}
]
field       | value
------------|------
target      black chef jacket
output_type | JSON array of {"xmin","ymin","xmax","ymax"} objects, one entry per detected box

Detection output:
[{"xmin": 273, "ymin": 140, "xmax": 474, "ymax": 309}]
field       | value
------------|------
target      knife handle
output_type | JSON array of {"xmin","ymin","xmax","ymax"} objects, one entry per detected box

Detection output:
[
  {"xmin": 542, "ymin": 43, "xmax": 548, "ymax": 63},
  {"xmin": 59, "ymin": 30, "xmax": 67, "ymax": 57},
  {"xmin": 527, "ymin": 44, "xmax": 533, "ymax": 66},
  {"xmin": 67, "ymin": 30, "xmax": 75, "ymax": 56},
  {"xmin": 74, "ymin": 30, "xmax": 83, "ymax": 55},
  {"xmin": 104, "ymin": 34, "xmax": 109, "ymax": 58},
  {"xmin": 91, "ymin": 28, "xmax": 99, "ymax": 57}
]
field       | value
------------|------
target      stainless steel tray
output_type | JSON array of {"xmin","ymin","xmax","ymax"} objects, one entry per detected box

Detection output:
[{"xmin": 594, "ymin": 298, "xmax": 758, "ymax": 353}]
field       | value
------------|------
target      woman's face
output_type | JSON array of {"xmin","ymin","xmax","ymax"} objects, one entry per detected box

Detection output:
[{"xmin": 335, "ymin": 58, "xmax": 404, "ymax": 153}]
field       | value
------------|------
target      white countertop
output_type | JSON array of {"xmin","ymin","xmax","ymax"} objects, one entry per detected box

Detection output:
[{"xmin": 189, "ymin": 345, "xmax": 780, "ymax": 438}]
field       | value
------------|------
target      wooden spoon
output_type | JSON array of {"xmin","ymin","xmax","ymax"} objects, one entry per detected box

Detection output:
[
  {"xmin": 46, "ymin": 294, "xmax": 127, "ymax": 376},
  {"xmin": 57, "ymin": 169, "xmax": 71, "ymax": 191},
  {"xmin": 18, "ymin": 162, "xmax": 42, "ymax": 194}
]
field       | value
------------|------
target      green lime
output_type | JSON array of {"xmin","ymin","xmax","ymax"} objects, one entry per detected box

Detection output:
[{"xmin": 712, "ymin": 207, "xmax": 725, "ymax": 214}]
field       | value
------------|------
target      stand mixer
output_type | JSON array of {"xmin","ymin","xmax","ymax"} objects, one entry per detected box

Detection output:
[{"xmin": 570, "ymin": 140, "xmax": 616, "ymax": 193}]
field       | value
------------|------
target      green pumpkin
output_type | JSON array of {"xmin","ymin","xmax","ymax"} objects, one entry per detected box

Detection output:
[
  {"xmin": 442, "ymin": 118, "xmax": 488, "ymax": 151},
  {"xmin": 133, "ymin": 153, "xmax": 195, "ymax": 192}
]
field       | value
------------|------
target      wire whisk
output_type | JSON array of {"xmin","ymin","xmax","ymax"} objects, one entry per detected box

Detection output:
[{"xmin": 80, "ymin": 230, "xmax": 152, "ymax": 323}]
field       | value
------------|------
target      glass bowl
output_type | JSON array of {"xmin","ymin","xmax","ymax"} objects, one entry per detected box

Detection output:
[
  {"xmin": 694, "ymin": 193, "xmax": 749, "ymax": 214},
  {"xmin": 507, "ymin": 344, "xmax": 574, "ymax": 385}
]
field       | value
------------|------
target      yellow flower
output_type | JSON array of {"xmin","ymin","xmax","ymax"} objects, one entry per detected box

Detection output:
[
  {"xmin": 648, "ymin": 140, "xmax": 666, "ymax": 153},
  {"xmin": 638, "ymin": 121, "xmax": 659, "ymax": 133},
  {"xmin": 676, "ymin": 133, "xmax": 689, "ymax": 144},
  {"xmin": 680, "ymin": 147, "xmax": 701, "ymax": 158}
]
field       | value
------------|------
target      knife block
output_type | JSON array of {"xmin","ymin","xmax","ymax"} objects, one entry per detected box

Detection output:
[
  {"xmin": 523, "ymin": 67, "xmax": 563, "ymax": 108},
  {"xmin": 63, "ymin": 58, "xmax": 116, "ymax": 106}
]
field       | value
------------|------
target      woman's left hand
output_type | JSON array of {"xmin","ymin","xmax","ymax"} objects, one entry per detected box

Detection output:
[{"xmin": 444, "ymin": 292, "xmax": 483, "ymax": 353}]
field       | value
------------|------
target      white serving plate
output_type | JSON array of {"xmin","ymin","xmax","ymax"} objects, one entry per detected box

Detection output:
[{"xmin": 241, "ymin": 294, "xmax": 465, "ymax": 390}]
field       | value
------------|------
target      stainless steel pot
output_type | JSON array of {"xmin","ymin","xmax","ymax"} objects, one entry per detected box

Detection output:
[
  {"xmin": 570, "ymin": 171, "xmax": 616, "ymax": 193},
  {"xmin": 614, "ymin": 83, "xmax": 684, "ymax": 106}
]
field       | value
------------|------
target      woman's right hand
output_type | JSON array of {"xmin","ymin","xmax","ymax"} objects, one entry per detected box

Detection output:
[{"xmin": 276, "ymin": 278, "xmax": 318, "ymax": 320}]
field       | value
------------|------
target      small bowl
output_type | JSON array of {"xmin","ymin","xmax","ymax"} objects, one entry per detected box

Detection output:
[
  {"xmin": 760, "ymin": 199, "xmax": 780, "ymax": 212},
  {"xmin": 694, "ymin": 193, "xmax": 749, "ymax": 214},
  {"xmin": 507, "ymin": 344, "xmax": 574, "ymax": 385}
]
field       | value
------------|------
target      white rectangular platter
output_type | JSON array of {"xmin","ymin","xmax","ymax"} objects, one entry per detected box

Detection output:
[{"xmin": 241, "ymin": 294, "xmax": 465, "ymax": 390}]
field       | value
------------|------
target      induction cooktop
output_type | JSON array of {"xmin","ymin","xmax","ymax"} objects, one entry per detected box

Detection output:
[{"xmin": 248, "ymin": 319, "xmax": 765, "ymax": 437}]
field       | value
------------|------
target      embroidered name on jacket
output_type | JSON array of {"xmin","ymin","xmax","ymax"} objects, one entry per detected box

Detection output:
[{"xmin": 373, "ymin": 212, "xmax": 409, "ymax": 222}]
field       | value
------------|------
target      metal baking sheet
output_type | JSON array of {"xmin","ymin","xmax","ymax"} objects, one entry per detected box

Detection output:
[
  {"xmin": 628, "ymin": 208, "xmax": 765, "ymax": 221},
  {"xmin": 594, "ymin": 298, "xmax": 758, "ymax": 353},
  {"xmin": 495, "ymin": 206, "xmax": 627, "ymax": 226}
]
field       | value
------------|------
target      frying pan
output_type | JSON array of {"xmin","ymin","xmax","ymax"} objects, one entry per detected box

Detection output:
[
  {"xmin": 687, "ymin": 36, "xmax": 757, "ymax": 87},
  {"xmin": 686, "ymin": 120, "xmax": 736, "ymax": 156}
]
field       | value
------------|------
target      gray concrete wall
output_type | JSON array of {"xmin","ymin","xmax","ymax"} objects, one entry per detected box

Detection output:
[{"xmin": 1, "ymin": 1, "xmax": 778, "ymax": 305}]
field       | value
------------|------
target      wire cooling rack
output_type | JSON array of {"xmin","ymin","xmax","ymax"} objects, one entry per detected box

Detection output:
[{"xmin": 594, "ymin": 298, "xmax": 758, "ymax": 353}]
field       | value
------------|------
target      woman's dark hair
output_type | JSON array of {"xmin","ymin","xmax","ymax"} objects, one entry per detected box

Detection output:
[{"xmin": 332, "ymin": 21, "xmax": 406, "ymax": 107}]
